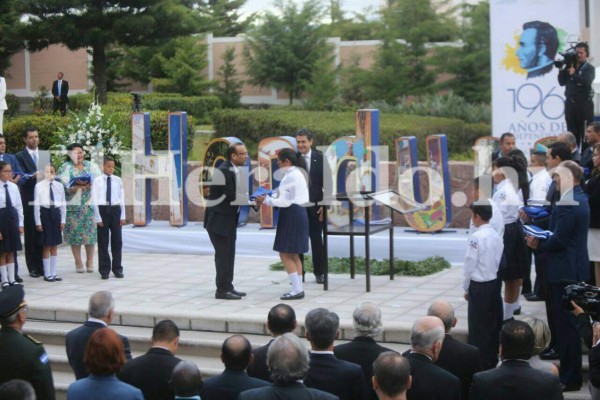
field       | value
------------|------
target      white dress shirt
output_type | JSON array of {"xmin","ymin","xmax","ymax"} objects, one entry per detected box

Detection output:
[
  {"xmin": 463, "ymin": 223, "xmax": 504, "ymax": 291},
  {"xmin": 264, "ymin": 166, "xmax": 309, "ymax": 208},
  {"xmin": 492, "ymin": 179, "xmax": 523, "ymax": 224},
  {"xmin": 529, "ymin": 168, "xmax": 552, "ymax": 205},
  {"xmin": 34, "ymin": 179, "xmax": 67, "ymax": 225},
  {"xmin": 302, "ymin": 149, "xmax": 312, "ymax": 173},
  {"xmin": 0, "ymin": 180, "xmax": 24, "ymax": 227},
  {"xmin": 27, "ymin": 148, "xmax": 39, "ymax": 168},
  {"xmin": 92, "ymin": 174, "xmax": 126, "ymax": 223}
]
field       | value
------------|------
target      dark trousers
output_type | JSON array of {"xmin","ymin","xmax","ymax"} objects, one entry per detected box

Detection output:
[
  {"xmin": 550, "ymin": 282, "xmax": 583, "ymax": 385},
  {"xmin": 522, "ymin": 248, "xmax": 533, "ymax": 294},
  {"xmin": 468, "ymin": 279, "xmax": 503, "ymax": 370},
  {"xmin": 97, "ymin": 206, "xmax": 123, "ymax": 277},
  {"xmin": 565, "ymin": 99, "xmax": 594, "ymax": 151},
  {"xmin": 22, "ymin": 204, "xmax": 43, "ymax": 275},
  {"xmin": 532, "ymin": 251, "xmax": 547, "ymax": 299},
  {"xmin": 52, "ymin": 98, "xmax": 67, "ymax": 116},
  {"xmin": 208, "ymin": 227, "xmax": 236, "ymax": 293},
  {"xmin": 299, "ymin": 205, "xmax": 325, "ymax": 276}
]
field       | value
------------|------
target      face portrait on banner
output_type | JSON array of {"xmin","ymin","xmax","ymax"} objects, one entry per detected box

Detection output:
[{"xmin": 515, "ymin": 21, "xmax": 559, "ymax": 79}]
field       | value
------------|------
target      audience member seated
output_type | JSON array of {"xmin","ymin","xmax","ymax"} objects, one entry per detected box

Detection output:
[
  {"xmin": 170, "ymin": 360, "xmax": 203, "ymax": 400},
  {"xmin": 0, "ymin": 379, "xmax": 36, "ymax": 400},
  {"xmin": 520, "ymin": 316, "xmax": 559, "ymax": 376},
  {"xmin": 334, "ymin": 302, "xmax": 394, "ymax": 400},
  {"xmin": 403, "ymin": 316, "xmax": 461, "ymax": 400},
  {"xmin": 201, "ymin": 334, "xmax": 269, "ymax": 400},
  {"xmin": 470, "ymin": 320, "xmax": 562, "ymax": 400},
  {"xmin": 372, "ymin": 352, "xmax": 412, "ymax": 400},
  {"xmin": 66, "ymin": 328, "xmax": 143, "ymax": 400},
  {"xmin": 66, "ymin": 291, "xmax": 131, "ymax": 380},
  {"xmin": 247, "ymin": 303, "xmax": 297, "ymax": 382},
  {"xmin": 304, "ymin": 308, "xmax": 369, "ymax": 400},
  {"xmin": 427, "ymin": 300, "xmax": 484, "ymax": 399},
  {"xmin": 118, "ymin": 319, "xmax": 182, "ymax": 400},
  {"xmin": 238, "ymin": 333, "xmax": 338, "ymax": 400}
]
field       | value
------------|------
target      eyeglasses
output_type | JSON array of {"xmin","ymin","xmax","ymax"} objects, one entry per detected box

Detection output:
[
  {"xmin": 0, "ymin": 169, "xmax": 12, "ymax": 174},
  {"xmin": 235, "ymin": 152, "xmax": 248, "ymax": 156}
]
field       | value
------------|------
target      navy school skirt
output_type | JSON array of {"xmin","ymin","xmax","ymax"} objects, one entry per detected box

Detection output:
[{"xmin": 273, "ymin": 204, "xmax": 309, "ymax": 254}]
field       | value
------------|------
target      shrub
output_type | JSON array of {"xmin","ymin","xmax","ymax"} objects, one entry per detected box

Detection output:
[
  {"xmin": 2, "ymin": 115, "xmax": 71, "ymax": 151},
  {"xmin": 31, "ymin": 86, "xmax": 53, "ymax": 115},
  {"xmin": 143, "ymin": 95, "xmax": 221, "ymax": 123},
  {"xmin": 68, "ymin": 92, "xmax": 132, "ymax": 113},
  {"xmin": 211, "ymin": 109, "xmax": 491, "ymax": 160},
  {"xmin": 5, "ymin": 94, "xmax": 20, "ymax": 117}
]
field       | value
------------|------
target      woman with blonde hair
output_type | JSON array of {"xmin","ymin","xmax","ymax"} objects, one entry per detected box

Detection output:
[{"xmin": 520, "ymin": 316, "xmax": 559, "ymax": 376}]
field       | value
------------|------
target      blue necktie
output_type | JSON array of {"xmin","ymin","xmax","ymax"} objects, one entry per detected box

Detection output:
[
  {"xmin": 106, "ymin": 176, "xmax": 111, "ymax": 205},
  {"xmin": 32, "ymin": 152, "xmax": 38, "ymax": 168},
  {"xmin": 49, "ymin": 182, "xmax": 55, "ymax": 209},
  {"xmin": 4, "ymin": 184, "xmax": 12, "ymax": 210}
]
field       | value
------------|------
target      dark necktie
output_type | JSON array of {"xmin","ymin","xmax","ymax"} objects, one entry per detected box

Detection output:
[
  {"xmin": 4, "ymin": 183, "xmax": 12, "ymax": 210},
  {"xmin": 106, "ymin": 176, "xmax": 112, "ymax": 205},
  {"xmin": 49, "ymin": 182, "xmax": 55, "ymax": 209}
]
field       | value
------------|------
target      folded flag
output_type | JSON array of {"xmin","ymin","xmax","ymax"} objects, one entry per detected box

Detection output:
[
  {"xmin": 12, "ymin": 171, "xmax": 36, "ymax": 181},
  {"xmin": 521, "ymin": 206, "xmax": 550, "ymax": 219},
  {"xmin": 68, "ymin": 174, "xmax": 92, "ymax": 188},
  {"xmin": 250, "ymin": 186, "xmax": 274, "ymax": 201},
  {"xmin": 522, "ymin": 224, "xmax": 553, "ymax": 240}
]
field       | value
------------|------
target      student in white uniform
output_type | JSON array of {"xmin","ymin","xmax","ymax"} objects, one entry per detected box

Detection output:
[{"xmin": 0, "ymin": 161, "xmax": 24, "ymax": 288}]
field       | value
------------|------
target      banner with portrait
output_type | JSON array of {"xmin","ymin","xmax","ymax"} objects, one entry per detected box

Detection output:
[{"xmin": 490, "ymin": 0, "xmax": 581, "ymax": 152}]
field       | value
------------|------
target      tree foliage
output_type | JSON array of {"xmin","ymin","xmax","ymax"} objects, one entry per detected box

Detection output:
[
  {"xmin": 0, "ymin": 0, "xmax": 24, "ymax": 75},
  {"xmin": 17, "ymin": 0, "xmax": 200, "ymax": 104},
  {"xmin": 243, "ymin": 0, "xmax": 330, "ymax": 104},
  {"xmin": 199, "ymin": 0, "xmax": 254, "ymax": 37},
  {"xmin": 216, "ymin": 46, "xmax": 243, "ymax": 108},
  {"xmin": 435, "ymin": 1, "xmax": 491, "ymax": 103}
]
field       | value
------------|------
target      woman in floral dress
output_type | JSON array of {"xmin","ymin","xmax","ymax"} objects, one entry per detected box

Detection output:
[{"xmin": 58, "ymin": 143, "xmax": 101, "ymax": 273}]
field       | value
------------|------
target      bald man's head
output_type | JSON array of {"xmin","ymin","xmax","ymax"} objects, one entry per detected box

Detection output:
[
  {"xmin": 410, "ymin": 316, "xmax": 445, "ymax": 361},
  {"xmin": 170, "ymin": 361, "xmax": 203, "ymax": 397},
  {"xmin": 221, "ymin": 334, "xmax": 252, "ymax": 370},
  {"xmin": 427, "ymin": 300, "xmax": 456, "ymax": 333}
]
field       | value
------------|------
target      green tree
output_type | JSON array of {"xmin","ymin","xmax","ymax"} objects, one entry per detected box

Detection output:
[
  {"xmin": 0, "ymin": 0, "xmax": 24, "ymax": 74},
  {"xmin": 436, "ymin": 1, "xmax": 490, "ymax": 103},
  {"xmin": 302, "ymin": 55, "xmax": 339, "ymax": 110},
  {"xmin": 339, "ymin": 54, "xmax": 370, "ymax": 107},
  {"xmin": 216, "ymin": 47, "xmax": 243, "ymax": 108},
  {"xmin": 201, "ymin": 0, "xmax": 255, "ymax": 37},
  {"xmin": 243, "ymin": 0, "xmax": 330, "ymax": 104},
  {"xmin": 17, "ymin": 0, "xmax": 199, "ymax": 104}
]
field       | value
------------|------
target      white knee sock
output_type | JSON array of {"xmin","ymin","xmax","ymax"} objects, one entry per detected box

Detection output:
[
  {"xmin": 50, "ymin": 256, "xmax": 57, "ymax": 277},
  {"xmin": 6, "ymin": 263, "xmax": 15, "ymax": 282},
  {"xmin": 517, "ymin": 286, "xmax": 522, "ymax": 307},
  {"xmin": 288, "ymin": 273, "xmax": 303, "ymax": 294},
  {"xmin": 503, "ymin": 302, "xmax": 514, "ymax": 320},
  {"xmin": 0, "ymin": 265, "xmax": 7, "ymax": 284},
  {"xmin": 43, "ymin": 258, "xmax": 50, "ymax": 278}
]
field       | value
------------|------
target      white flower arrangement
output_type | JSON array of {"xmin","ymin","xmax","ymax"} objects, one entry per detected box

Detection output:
[{"xmin": 56, "ymin": 102, "xmax": 124, "ymax": 164}]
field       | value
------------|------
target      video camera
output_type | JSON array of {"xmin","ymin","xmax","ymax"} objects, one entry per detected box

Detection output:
[
  {"xmin": 563, "ymin": 282, "xmax": 600, "ymax": 316},
  {"xmin": 554, "ymin": 44, "xmax": 578, "ymax": 69}
]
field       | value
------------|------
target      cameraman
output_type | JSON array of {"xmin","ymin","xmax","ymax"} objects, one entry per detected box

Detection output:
[
  {"xmin": 558, "ymin": 42, "xmax": 595, "ymax": 152},
  {"xmin": 570, "ymin": 300, "xmax": 600, "ymax": 399}
]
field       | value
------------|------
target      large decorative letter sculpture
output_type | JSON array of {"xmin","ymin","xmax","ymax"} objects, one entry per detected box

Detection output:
[{"xmin": 131, "ymin": 112, "xmax": 189, "ymax": 227}]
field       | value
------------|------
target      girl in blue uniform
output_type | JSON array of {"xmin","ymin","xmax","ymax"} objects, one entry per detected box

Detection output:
[
  {"xmin": 0, "ymin": 161, "xmax": 24, "ymax": 288},
  {"xmin": 34, "ymin": 164, "xmax": 66, "ymax": 282}
]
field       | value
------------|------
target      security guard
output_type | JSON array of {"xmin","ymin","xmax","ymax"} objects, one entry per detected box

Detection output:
[{"xmin": 0, "ymin": 285, "xmax": 55, "ymax": 400}]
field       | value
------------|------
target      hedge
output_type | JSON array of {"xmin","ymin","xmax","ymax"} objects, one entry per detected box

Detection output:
[
  {"xmin": 68, "ymin": 92, "xmax": 220, "ymax": 123},
  {"xmin": 5, "ymin": 94, "xmax": 21, "ymax": 117},
  {"xmin": 211, "ymin": 109, "xmax": 491, "ymax": 159},
  {"xmin": 2, "ymin": 111, "xmax": 195, "ymax": 155}
]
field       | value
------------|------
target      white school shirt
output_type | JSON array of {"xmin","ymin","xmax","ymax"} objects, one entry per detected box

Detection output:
[
  {"xmin": 92, "ymin": 174, "xmax": 126, "ymax": 223},
  {"xmin": 492, "ymin": 179, "xmax": 523, "ymax": 224},
  {"xmin": 463, "ymin": 223, "xmax": 504, "ymax": 292},
  {"xmin": 0, "ymin": 180, "xmax": 24, "ymax": 227},
  {"xmin": 264, "ymin": 166, "xmax": 309, "ymax": 208},
  {"xmin": 529, "ymin": 168, "xmax": 552, "ymax": 205},
  {"xmin": 33, "ymin": 179, "xmax": 67, "ymax": 225}
]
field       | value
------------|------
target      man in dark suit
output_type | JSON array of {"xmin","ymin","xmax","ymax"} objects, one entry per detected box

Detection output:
[
  {"xmin": 581, "ymin": 122, "xmax": 600, "ymax": 175},
  {"xmin": 0, "ymin": 134, "xmax": 24, "ymax": 283},
  {"xmin": 403, "ymin": 316, "xmax": 461, "ymax": 400},
  {"xmin": 239, "ymin": 333, "xmax": 338, "ymax": 400},
  {"xmin": 171, "ymin": 361, "xmax": 203, "ymax": 400},
  {"xmin": 470, "ymin": 320, "xmax": 563, "ymax": 400},
  {"xmin": 65, "ymin": 291, "xmax": 132, "ymax": 380},
  {"xmin": 247, "ymin": 303, "xmax": 297, "ymax": 382},
  {"xmin": 118, "ymin": 319, "xmax": 181, "ymax": 400},
  {"xmin": 526, "ymin": 160, "xmax": 590, "ymax": 392},
  {"xmin": 0, "ymin": 285, "xmax": 55, "ymax": 400},
  {"xmin": 16, "ymin": 127, "xmax": 49, "ymax": 278},
  {"xmin": 491, "ymin": 132, "xmax": 516, "ymax": 162},
  {"xmin": 372, "ymin": 352, "xmax": 412, "ymax": 400},
  {"xmin": 295, "ymin": 129, "xmax": 327, "ymax": 284},
  {"xmin": 204, "ymin": 142, "xmax": 248, "ymax": 300},
  {"xmin": 304, "ymin": 308, "xmax": 368, "ymax": 400},
  {"xmin": 201, "ymin": 335, "xmax": 269, "ymax": 400},
  {"xmin": 334, "ymin": 302, "xmax": 393, "ymax": 400},
  {"xmin": 51, "ymin": 72, "xmax": 68, "ymax": 116},
  {"xmin": 558, "ymin": 131, "xmax": 581, "ymax": 163},
  {"xmin": 427, "ymin": 300, "xmax": 483, "ymax": 399}
]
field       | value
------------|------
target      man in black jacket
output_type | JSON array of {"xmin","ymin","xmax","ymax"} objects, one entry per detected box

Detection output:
[
  {"xmin": 334, "ymin": 302, "xmax": 393, "ymax": 400},
  {"xmin": 51, "ymin": 72, "xmax": 69, "ymax": 116},
  {"xmin": 204, "ymin": 142, "xmax": 249, "ymax": 300},
  {"xmin": 427, "ymin": 300, "xmax": 483, "ymax": 399},
  {"xmin": 118, "ymin": 320, "xmax": 181, "ymax": 400}
]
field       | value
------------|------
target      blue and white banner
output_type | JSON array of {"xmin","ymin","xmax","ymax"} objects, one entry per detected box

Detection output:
[{"xmin": 490, "ymin": 0, "xmax": 581, "ymax": 151}]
